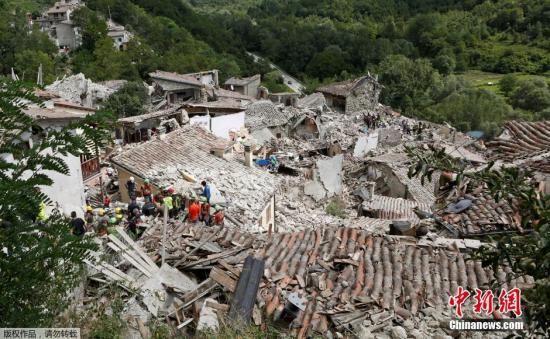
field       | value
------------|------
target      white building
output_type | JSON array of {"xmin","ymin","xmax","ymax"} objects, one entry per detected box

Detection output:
[{"xmin": 19, "ymin": 94, "xmax": 99, "ymax": 217}]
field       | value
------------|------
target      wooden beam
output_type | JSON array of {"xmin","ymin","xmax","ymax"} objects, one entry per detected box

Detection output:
[{"xmin": 209, "ymin": 267, "xmax": 237, "ymax": 292}]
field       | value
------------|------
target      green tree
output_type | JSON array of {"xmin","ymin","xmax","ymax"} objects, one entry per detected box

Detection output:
[
  {"xmin": 511, "ymin": 79, "xmax": 550, "ymax": 112},
  {"xmin": 430, "ymin": 88, "xmax": 513, "ymax": 137},
  {"xmin": 498, "ymin": 74, "xmax": 519, "ymax": 96},
  {"xmin": 71, "ymin": 6, "xmax": 108, "ymax": 51},
  {"xmin": 305, "ymin": 45, "xmax": 348, "ymax": 80},
  {"xmin": 0, "ymin": 80, "xmax": 113, "ymax": 326},
  {"xmin": 14, "ymin": 50, "xmax": 56, "ymax": 84},
  {"xmin": 432, "ymin": 54, "xmax": 456, "ymax": 75},
  {"xmin": 102, "ymin": 81, "xmax": 149, "ymax": 118},
  {"xmin": 377, "ymin": 55, "xmax": 439, "ymax": 114}
]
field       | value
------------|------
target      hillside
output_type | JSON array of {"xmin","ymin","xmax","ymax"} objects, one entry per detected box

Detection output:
[
  {"xmin": 189, "ymin": 0, "xmax": 550, "ymax": 135},
  {"xmin": 2, "ymin": 0, "xmax": 550, "ymax": 136}
]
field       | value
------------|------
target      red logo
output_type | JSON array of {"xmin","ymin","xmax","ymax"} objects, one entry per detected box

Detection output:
[{"xmin": 449, "ymin": 287, "xmax": 522, "ymax": 318}]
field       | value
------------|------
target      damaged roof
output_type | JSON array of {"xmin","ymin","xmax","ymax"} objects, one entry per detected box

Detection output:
[
  {"xmin": 224, "ymin": 74, "xmax": 260, "ymax": 86},
  {"xmin": 149, "ymin": 70, "xmax": 204, "ymax": 87},
  {"xmin": 251, "ymin": 226, "xmax": 531, "ymax": 328},
  {"xmin": 111, "ymin": 125, "xmax": 278, "ymax": 225},
  {"xmin": 436, "ymin": 191, "xmax": 520, "ymax": 236},
  {"xmin": 245, "ymin": 100, "xmax": 294, "ymax": 130},
  {"xmin": 316, "ymin": 75, "xmax": 379, "ymax": 98},
  {"xmin": 487, "ymin": 121, "xmax": 550, "ymax": 172},
  {"xmin": 117, "ymin": 106, "xmax": 184, "ymax": 125},
  {"xmin": 361, "ymin": 195, "xmax": 431, "ymax": 224}
]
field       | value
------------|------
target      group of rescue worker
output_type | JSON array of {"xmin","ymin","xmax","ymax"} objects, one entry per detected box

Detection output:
[{"xmin": 70, "ymin": 177, "xmax": 225, "ymax": 239}]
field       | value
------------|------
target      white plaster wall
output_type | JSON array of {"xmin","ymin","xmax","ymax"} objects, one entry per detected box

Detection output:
[
  {"xmin": 211, "ymin": 112, "xmax": 245, "ymax": 139},
  {"xmin": 40, "ymin": 151, "xmax": 86, "ymax": 218}
]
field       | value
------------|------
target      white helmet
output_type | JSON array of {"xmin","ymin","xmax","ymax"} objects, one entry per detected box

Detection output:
[{"xmin": 129, "ymin": 177, "xmax": 135, "ymax": 182}]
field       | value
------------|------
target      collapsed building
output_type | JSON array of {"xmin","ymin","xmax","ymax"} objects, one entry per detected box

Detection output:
[
  {"xmin": 317, "ymin": 74, "xmax": 382, "ymax": 114},
  {"xmin": 111, "ymin": 125, "xmax": 278, "ymax": 232},
  {"xmin": 72, "ymin": 69, "xmax": 541, "ymax": 338}
]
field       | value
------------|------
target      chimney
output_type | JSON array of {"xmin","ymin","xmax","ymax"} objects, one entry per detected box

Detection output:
[
  {"xmin": 244, "ymin": 144, "xmax": 253, "ymax": 167},
  {"xmin": 211, "ymin": 142, "xmax": 227, "ymax": 159}
]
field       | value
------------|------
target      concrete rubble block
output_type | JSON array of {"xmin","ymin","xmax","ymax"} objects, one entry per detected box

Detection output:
[
  {"xmin": 196, "ymin": 298, "xmax": 220, "ymax": 332},
  {"xmin": 390, "ymin": 326, "xmax": 408, "ymax": 339},
  {"xmin": 353, "ymin": 132, "xmax": 379, "ymax": 158},
  {"xmin": 378, "ymin": 128, "xmax": 402, "ymax": 147},
  {"xmin": 140, "ymin": 264, "xmax": 197, "ymax": 316},
  {"xmin": 317, "ymin": 154, "xmax": 343, "ymax": 196},
  {"xmin": 304, "ymin": 180, "xmax": 327, "ymax": 202}
]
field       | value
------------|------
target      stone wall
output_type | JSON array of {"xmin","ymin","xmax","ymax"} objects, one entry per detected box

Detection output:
[{"xmin": 345, "ymin": 78, "xmax": 381, "ymax": 113}]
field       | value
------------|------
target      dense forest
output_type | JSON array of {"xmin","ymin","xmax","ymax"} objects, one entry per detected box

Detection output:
[{"xmin": 1, "ymin": 0, "xmax": 550, "ymax": 136}]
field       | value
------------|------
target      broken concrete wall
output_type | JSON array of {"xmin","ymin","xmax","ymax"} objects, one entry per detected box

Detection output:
[
  {"xmin": 378, "ymin": 128, "xmax": 402, "ymax": 147},
  {"xmin": 47, "ymin": 73, "xmax": 125, "ymax": 108},
  {"xmin": 345, "ymin": 78, "xmax": 381, "ymax": 113},
  {"xmin": 353, "ymin": 131, "xmax": 378, "ymax": 157},
  {"xmin": 303, "ymin": 155, "xmax": 343, "ymax": 201}
]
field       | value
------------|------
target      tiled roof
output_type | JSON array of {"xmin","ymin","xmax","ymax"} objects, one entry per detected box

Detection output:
[
  {"xmin": 487, "ymin": 121, "xmax": 550, "ymax": 172},
  {"xmin": 254, "ymin": 227, "xmax": 530, "ymax": 328},
  {"xmin": 149, "ymin": 70, "xmax": 203, "ymax": 87},
  {"xmin": 158, "ymin": 224, "xmax": 531, "ymax": 332},
  {"xmin": 211, "ymin": 87, "xmax": 256, "ymax": 101},
  {"xmin": 24, "ymin": 106, "xmax": 90, "ymax": 121},
  {"xmin": 361, "ymin": 195, "xmax": 431, "ymax": 224},
  {"xmin": 245, "ymin": 100, "xmax": 293, "ymax": 130},
  {"xmin": 392, "ymin": 166, "xmax": 437, "ymax": 206},
  {"xmin": 317, "ymin": 75, "xmax": 378, "ymax": 97},
  {"xmin": 111, "ymin": 125, "xmax": 278, "ymax": 221},
  {"xmin": 224, "ymin": 74, "xmax": 260, "ymax": 86},
  {"xmin": 117, "ymin": 106, "xmax": 183, "ymax": 125},
  {"xmin": 436, "ymin": 192, "xmax": 520, "ymax": 236},
  {"xmin": 183, "ymin": 97, "xmax": 249, "ymax": 110}
]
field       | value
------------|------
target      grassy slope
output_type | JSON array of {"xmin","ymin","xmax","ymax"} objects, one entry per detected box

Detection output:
[
  {"xmin": 183, "ymin": 0, "xmax": 258, "ymax": 15},
  {"xmin": 460, "ymin": 70, "xmax": 550, "ymax": 94}
]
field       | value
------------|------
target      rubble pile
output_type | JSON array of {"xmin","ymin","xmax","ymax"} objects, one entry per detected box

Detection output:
[
  {"xmin": 74, "ymin": 70, "xmax": 540, "ymax": 338},
  {"xmin": 47, "ymin": 73, "xmax": 126, "ymax": 108}
]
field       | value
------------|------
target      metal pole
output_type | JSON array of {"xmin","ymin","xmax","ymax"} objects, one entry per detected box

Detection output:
[{"xmin": 161, "ymin": 204, "xmax": 168, "ymax": 266}]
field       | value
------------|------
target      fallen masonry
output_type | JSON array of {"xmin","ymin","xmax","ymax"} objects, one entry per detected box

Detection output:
[{"xmin": 68, "ymin": 71, "xmax": 545, "ymax": 338}]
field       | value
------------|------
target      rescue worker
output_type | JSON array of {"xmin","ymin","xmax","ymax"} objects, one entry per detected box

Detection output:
[
  {"xmin": 142, "ymin": 199, "xmax": 156, "ymax": 217},
  {"xmin": 70, "ymin": 211, "xmax": 86, "ymax": 236},
  {"xmin": 187, "ymin": 198, "xmax": 200, "ymax": 223},
  {"xmin": 84, "ymin": 205, "xmax": 94, "ymax": 231},
  {"xmin": 199, "ymin": 196, "xmax": 210, "ymax": 225},
  {"xmin": 96, "ymin": 209, "xmax": 109, "ymax": 236},
  {"xmin": 126, "ymin": 176, "xmax": 136, "ymax": 199},
  {"xmin": 127, "ymin": 198, "xmax": 139, "ymax": 217},
  {"xmin": 107, "ymin": 217, "xmax": 118, "ymax": 234},
  {"xmin": 213, "ymin": 205, "xmax": 224, "ymax": 226},
  {"xmin": 37, "ymin": 201, "xmax": 48, "ymax": 223},
  {"xmin": 201, "ymin": 181, "xmax": 211, "ymax": 203},
  {"xmin": 103, "ymin": 195, "xmax": 111, "ymax": 208},
  {"xmin": 96, "ymin": 209, "xmax": 109, "ymax": 233},
  {"xmin": 163, "ymin": 189, "xmax": 174, "ymax": 218},
  {"xmin": 142, "ymin": 179, "xmax": 153, "ymax": 202}
]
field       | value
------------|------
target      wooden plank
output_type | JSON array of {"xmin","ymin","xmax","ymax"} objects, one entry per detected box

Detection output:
[
  {"xmin": 116, "ymin": 226, "xmax": 159, "ymax": 272},
  {"xmin": 174, "ymin": 232, "xmax": 218, "ymax": 267},
  {"xmin": 106, "ymin": 242, "xmax": 153, "ymax": 278},
  {"xmin": 108, "ymin": 234, "xmax": 153, "ymax": 273},
  {"xmin": 209, "ymin": 267, "xmax": 237, "ymax": 292},
  {"xmin": 99, "ymin": 262, "xmax": 137, "ymax": 284},
  {"xmin": 179, "ymin": 248, "xmax": 242, "ymax": 269},
  {"xmin": 205, "ymin": 301, "xmax": 230, "ymax": 313},
  {"xmin": 218, "ymin": 260, "xmax": 241, "ymax": 278}
]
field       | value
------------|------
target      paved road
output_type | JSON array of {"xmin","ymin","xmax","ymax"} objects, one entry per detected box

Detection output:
[{"xmin": 246, "ymin": 51, "xmax": 305, "ymax": 94}]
